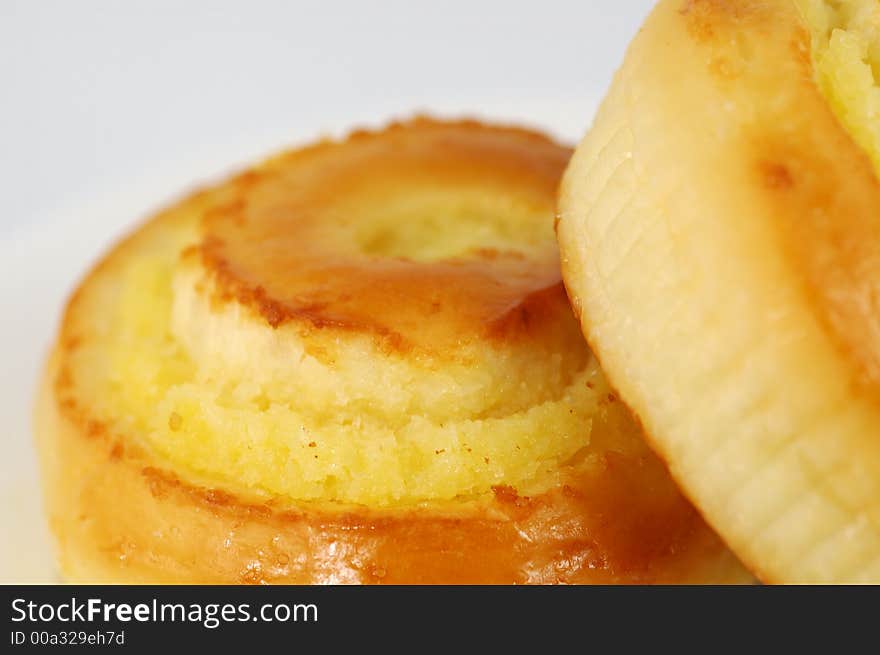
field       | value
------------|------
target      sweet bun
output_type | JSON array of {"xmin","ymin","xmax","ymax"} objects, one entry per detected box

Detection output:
[
  {"xmin": 36, "ymin": 118, "xmax": 749, "ymax": 583},
  {"xmin": 557, "ymin": 0, "xmax": 880, "ymax": 582}
]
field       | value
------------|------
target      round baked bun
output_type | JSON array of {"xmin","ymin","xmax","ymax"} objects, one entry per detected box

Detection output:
[
  {"xmin": 35, "ymin": 118, "xmax": 749, "ymax": 584},
  {"xmin": 558, "ymin": 0, "xmax": 880, "ymax": 583}
]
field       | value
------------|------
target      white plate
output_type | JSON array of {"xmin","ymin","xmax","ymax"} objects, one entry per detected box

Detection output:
[{"xmin": 0, "ymin": 0, "xmax": 652, "ymax": 583}]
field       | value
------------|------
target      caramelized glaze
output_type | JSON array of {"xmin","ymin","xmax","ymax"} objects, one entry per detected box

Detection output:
[{"xmin": 199, "ymin": 119, "xmax": 573, "ymax": 353}]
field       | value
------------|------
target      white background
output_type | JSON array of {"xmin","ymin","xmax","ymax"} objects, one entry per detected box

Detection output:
[{"xmin": 0, "ymin": 0, "xmax": 653, "ymax": 581}]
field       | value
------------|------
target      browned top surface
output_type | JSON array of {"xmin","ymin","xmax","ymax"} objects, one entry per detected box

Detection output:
[{"xmin": 198, "ymin": 118, "xmax": 574, "ymax": 353}]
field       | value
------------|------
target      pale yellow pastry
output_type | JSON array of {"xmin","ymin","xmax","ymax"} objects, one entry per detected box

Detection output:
[
  {"xmin": 557, "ymin": 0, "xmax": 880, "ymax": 582},
  {"xmin": 35, "ymin": 118, "xmax": 749, "ymax": 583}
]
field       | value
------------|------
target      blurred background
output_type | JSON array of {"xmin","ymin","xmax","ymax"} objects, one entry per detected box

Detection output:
[{"xmin": 0, "ymin": 0, "xmax": 653, "ymax": 581}]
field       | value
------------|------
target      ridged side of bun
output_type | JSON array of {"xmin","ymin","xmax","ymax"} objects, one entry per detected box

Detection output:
[{"xmin": 558, "ymin": 0, "xmax": 880, "ymax": 582}]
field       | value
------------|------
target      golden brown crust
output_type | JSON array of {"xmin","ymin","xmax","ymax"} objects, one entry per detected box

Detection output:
[
  {"xmin": 200, "ymin": 118, "xmax": 572, "ymax": 355},
  {"xmin": 37, "ymin": 349, "xmax": 748, "ymax": 584}
]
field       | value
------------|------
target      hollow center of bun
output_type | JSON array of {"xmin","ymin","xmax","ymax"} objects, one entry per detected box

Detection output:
[
  {"xmin": 797, "ymin": 0, "xmax": 880, "ymax": 175},
  {"xmin": 95, "ymin": 120, "xmax": 609, "ymax": 506},
  {"xmin": 349, "ymin": 187, "xmax": 547, "ymax": 261},
  {"xmin": 195, "ymin": 120, "xmax": 573, "ymax": 353}
]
